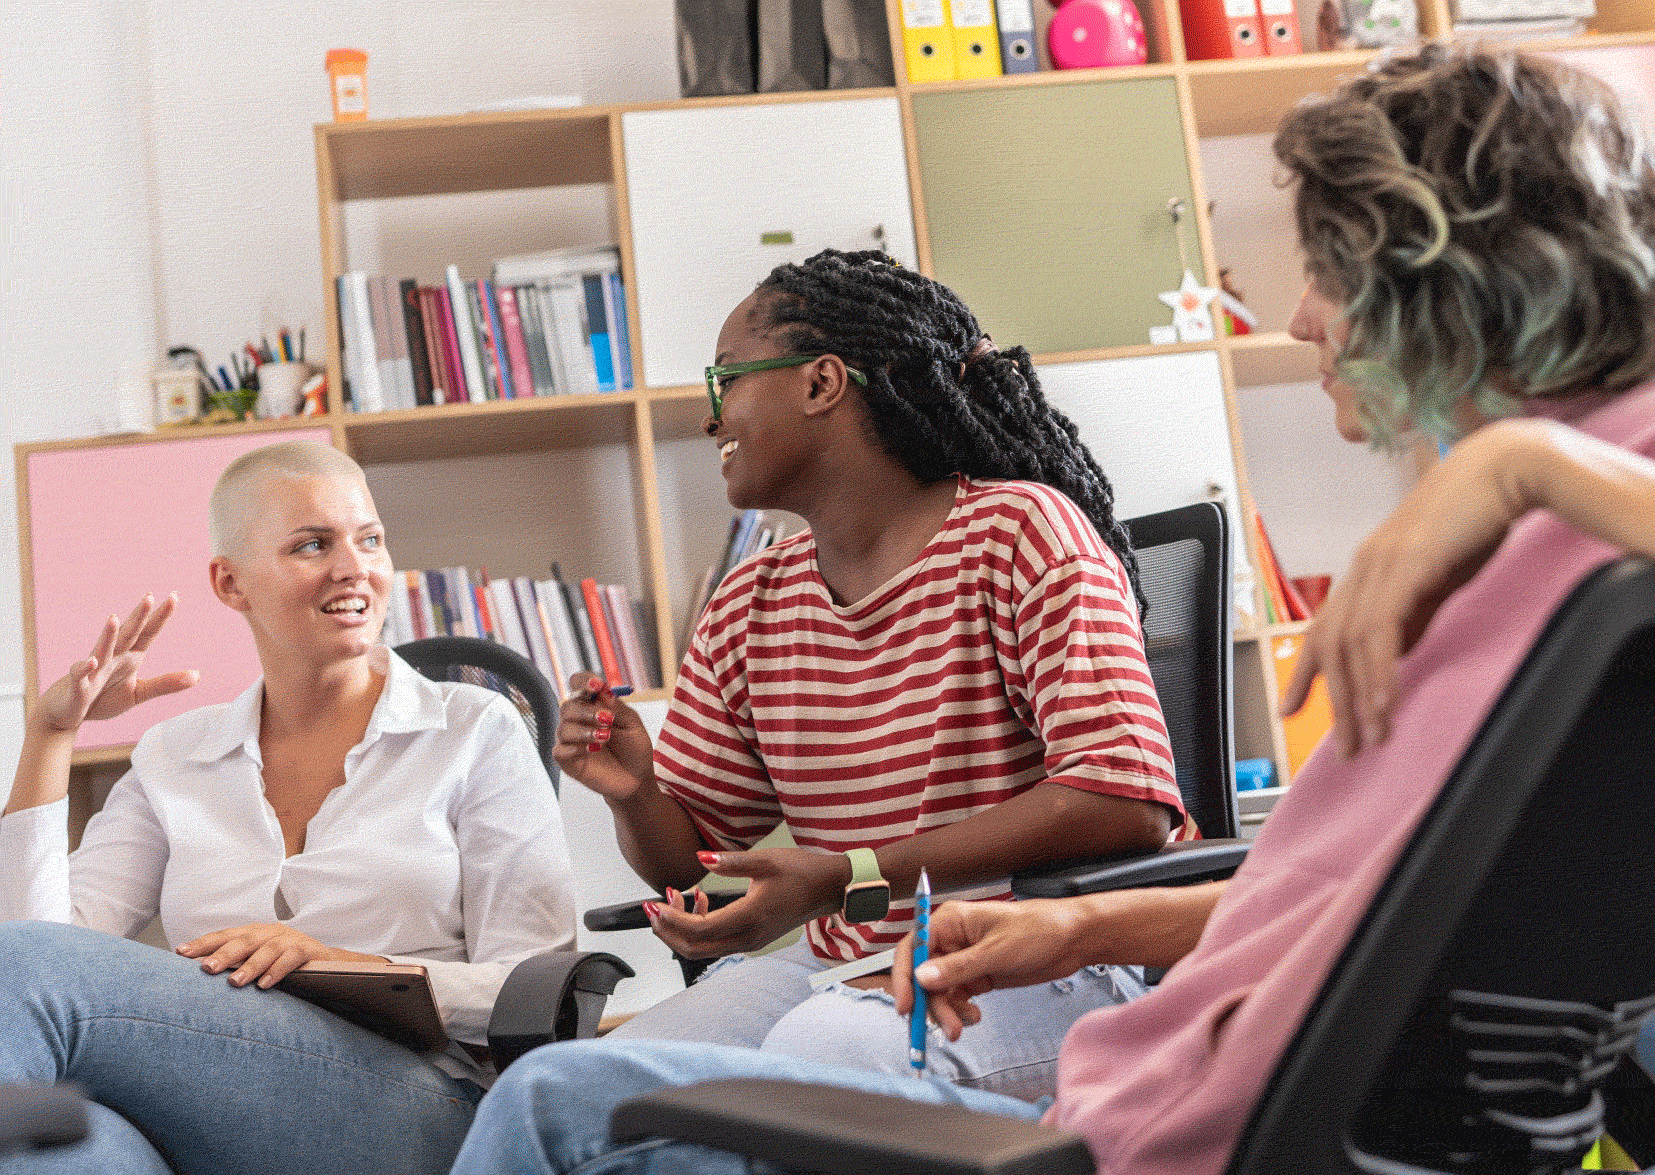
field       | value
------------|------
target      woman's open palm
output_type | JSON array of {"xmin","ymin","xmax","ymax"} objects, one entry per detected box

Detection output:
[{"xmin": 38, "ymin": 594, "xmax": 198, "ymax": 732}]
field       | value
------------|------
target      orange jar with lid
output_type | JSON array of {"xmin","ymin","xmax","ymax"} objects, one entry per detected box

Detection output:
[{"xmin": 325, "ymin": 49, "xmax": 369, "ymax": 121}]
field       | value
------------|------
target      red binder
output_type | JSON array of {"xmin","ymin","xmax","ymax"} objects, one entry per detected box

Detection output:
[
  {"xmin": 1179, "ymin": 0, "xmax": 1266, "ymax": 58},
  {"xmin": 1258, "ymin": 0, "xmax": 1303, "ymax": 53}
]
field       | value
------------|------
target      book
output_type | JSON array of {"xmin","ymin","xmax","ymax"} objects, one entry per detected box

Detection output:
[
  {"xmin": 536, "ymin": 577, "xmax": 588, "ymax": 683},
  {"xmin": 580, "ymin": 576, "xmax": 628, "ymax": 686},
  {"xmin": 343, "ymin": 272, "xmax": 386, "ymax": 412},
  {"xmin": 400, "ymin": 279, "xmax": 435, "ymax": 407},
  {"xmin": 514, "ymin": 285, "xmax": 559, "ymax": 396},
  {"xmin": 383, "ymin": 574, "xmax": 414, "ymax": 647},
  {"xmin": 336, "ymin": 276, "xmax": 365, "ymax": 412},
  {"xmin": 553, "ymin": 564, "xmax": 602, "ymax": 678},
  {"xmin": 605, "ymin": 582, "xmax": 651, "ymax": 692},
  {"xmin": 415, "ymin": 286, "xmax": 448, "ymax": 404},
  {"xmin": 433, "ymin": 285, "xmax": 469, "ymax": 404},
  {"xmin": 464, "ymin": 280, "xmax": 504, "ymax": 400},
  {"xmin": 367, "ymin": 275, "xmax": 401, "ymax": 410},
  {"xmin": 444, "ymin": 265, "xmax": 487, "ymax": 403},
  {"xmin": 603, "ymin": 271, "xmax": 634, "ymax": 390},
  {"xmin": 544, "ymin": 279, "xmax": 599, "ymax": 396},
  {"xmin": 496, "ymin": 285, "xmax": 540, "ymax": 399},
  {"xmin": 511, "ymin": 576, "xmax": 560, "ymax": 682},
  {"xmin": 481, "ymin": 278, "xmax": 517, "ymax": 399},
  {"xmin": 277, "ymin": 960, "xmax": 448, "ymax": 1053},
  {"xmin": 582, "ymin": 274, "xmax": 617, "ymax": 392},
  {"xmin": 630, "ymin": 595, "xmax": 665, "ymax": 689},
  {"xmin": 1270, "ymin": 632, "xmax": 1334, "ymax": 776}
]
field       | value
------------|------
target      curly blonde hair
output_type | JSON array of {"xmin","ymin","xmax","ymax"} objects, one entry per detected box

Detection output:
[{"xmin": 1275, "ymin": 45, "xmax": 1655, "ymax": 445}]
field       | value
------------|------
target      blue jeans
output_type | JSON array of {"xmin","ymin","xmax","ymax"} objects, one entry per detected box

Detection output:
[
  {"xmin": 450, "ymin": 1038, "xmax": 1045, "ymax": 1175},
  {"xmin": 609, "ymin": 938, "xmax": 1141, "ymax": 1103},
  {"xmin": 0, "ymin": 921, "xmax": 483, "ymax": 1175}
]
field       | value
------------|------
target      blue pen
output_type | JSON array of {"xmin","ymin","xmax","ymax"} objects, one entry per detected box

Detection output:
[{"xmin": 909, "ymin": 868, "xmax": 930, "ymax": 1077}]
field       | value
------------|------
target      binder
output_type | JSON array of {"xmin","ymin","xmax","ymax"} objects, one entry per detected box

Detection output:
[
  {"xmin": 900, "ymin": 0, "xmax": 957, "ymax": 81},
  {"xmin": 1179, "ymin": 0, "xmax": 1266, "ymax": 58},
  {"xmin": 948, "ymin": 0, "xmax": 1003, "ymax": 79},
  {"xmin": 1258, "ymin": 0, "xmax": 1304, "ymax": 52},
  {"xmin": 675, "ymin": 0, "xmax": 755, "ymax": 96},
  {"xmin": 1271, "ymin": 633, "xmax": 1332, "ymax": 777},
  {"xmin": 994, "ymin": 0, "xmax": 1039, "ymax": 73}
]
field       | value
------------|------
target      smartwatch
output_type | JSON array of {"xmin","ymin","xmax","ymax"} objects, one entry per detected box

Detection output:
[{"xmin": 841, "ymin": 847, "xmax": 891, "ymax": 924}]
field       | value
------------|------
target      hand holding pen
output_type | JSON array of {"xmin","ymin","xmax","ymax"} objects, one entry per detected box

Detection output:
[{"xmin": 552, "ymin": 673, "xmax": 652, "ymax": 802}]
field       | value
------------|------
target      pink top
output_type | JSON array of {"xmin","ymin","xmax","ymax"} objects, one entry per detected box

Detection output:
[{"xmin": 1047, "ymin": 381, "xmax": 1655, "ymax": 1174}]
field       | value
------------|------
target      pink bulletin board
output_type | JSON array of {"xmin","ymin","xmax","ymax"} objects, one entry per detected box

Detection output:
[
  {"xmin": 25, "ymin": 428, "xmax": 333, "ymax": 750},
  {"xmin": 1551, "ymin": 46, "xmax": 1655, "ymax": 132}
]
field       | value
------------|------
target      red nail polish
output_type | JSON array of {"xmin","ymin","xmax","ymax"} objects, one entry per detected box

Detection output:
[
  {"xmin": 587, "ymin": 742, "xmax": 601, "ymax": 753},
  {"xmin": 596, "ymin": 712, "xmax": 614, "ymax": 726},
  {"xmin": 643, "ymin": 901, "xmax": 661, "ymax": 920},
  {"xmin": 697, "ymin": 851, "xmax": 719, "ymax": 866},
  {"xmin": 665, "ymin": 888, "xmax": 679, "ymax": 904}
]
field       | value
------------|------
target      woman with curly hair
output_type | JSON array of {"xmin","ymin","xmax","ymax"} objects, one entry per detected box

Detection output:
[
  {"xmin": 450, "ymin": 45, "xmax": 1655, "ymax": 1175},
  {"xmin": 555, "ymin": 249, "xmax": 1191, "ymax": 1100}
]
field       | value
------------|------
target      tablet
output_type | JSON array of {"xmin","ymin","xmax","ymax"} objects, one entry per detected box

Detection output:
[
  {"xmin": 277, "ymin": 960, "xmax": 449, "ymax": 1053},
  {"xmin": 807, "ymin": 947, "xmax": 897, "ymax": 991}
]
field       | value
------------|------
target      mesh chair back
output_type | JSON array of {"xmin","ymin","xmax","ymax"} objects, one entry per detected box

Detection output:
[
  {"xmin": 393, "ymin": 636, "xmax": 560, "ymax": 793},
  {"xmin": 1231, "ymin": 558, "xmax": 1655, "ymax": 1174},
  {"xmin": 1125, "ymin": 502, "xmax": 1236, "ymax": 840}
]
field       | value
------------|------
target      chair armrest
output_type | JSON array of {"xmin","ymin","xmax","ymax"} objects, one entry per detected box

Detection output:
[
  {"xmin": 583, "ymin": 891, "xmax": 742, "ymax": 932},
  {"xmin": 611, "ymin": 1078, "xmax": 1095, "ymax": 1175},
  {"xmin": 488, "ymin": 950, "xmax": 635, "ymax": 1069},
  {"xmin": 1011, "ymin": 839, "xmax": 1251, "ymax": 899},
  {"xmin": 0, "ymin": 1083, "xmax": 88, "ymax": 1151}
]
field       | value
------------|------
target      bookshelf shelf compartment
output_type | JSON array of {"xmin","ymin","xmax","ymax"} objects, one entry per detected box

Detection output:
[{"xmin": 343, "ymin": 397, "xmax": 639, "ymax": 465}]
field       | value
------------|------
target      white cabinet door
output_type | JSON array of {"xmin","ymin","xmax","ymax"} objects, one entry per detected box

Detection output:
[
  {"xmin": 623, "ymin": 98, "xmax": 917, "ymax": 389},
  {"xmin": 1037, "ymin": 351, "xmax": 1245, "ymax": 572}
]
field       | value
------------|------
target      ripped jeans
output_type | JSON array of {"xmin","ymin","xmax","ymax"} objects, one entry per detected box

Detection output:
[{"xmin": 606, "ymin": 938, "xmax": 1145, "ymax": 1103}]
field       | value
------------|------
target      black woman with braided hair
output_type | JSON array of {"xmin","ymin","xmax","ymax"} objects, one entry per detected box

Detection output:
[{"xmin": 553, "ymin": 249, "xmax": 1188, "ymax": 1100}]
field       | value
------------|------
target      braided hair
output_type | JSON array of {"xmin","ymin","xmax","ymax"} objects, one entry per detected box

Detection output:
[{"xmin": 755, "ymin": 248, "xmax": 1144, "ymax": 611}]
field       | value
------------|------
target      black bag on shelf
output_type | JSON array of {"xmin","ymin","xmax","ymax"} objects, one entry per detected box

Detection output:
[
  {"xmin": 677, "ymin": 0, "xmax": 756, "ymax": 97},
  {"xmin": 822, "ymin": 0, "xmax": 895, "ymax": 88},
  {"xmin": 757, "ymin": 0, "xmax": 828, "ymax": 91}
]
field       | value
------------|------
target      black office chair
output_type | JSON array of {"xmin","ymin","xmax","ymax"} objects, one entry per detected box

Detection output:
[
  {"xmin": 394, "ymin": 635, "xmax": 559, "ymax": 789},
  {"xmin": 610, "ymin": 556, "xmax": 1655, "ymax": 1174},
  {"xmin": 393, "ymin": 635, "xmax": 632, "ymax": 1064},
  {"xmin": 584, "ymin": 501, "xmax": 1248, "ymax": 981},
  {"xmin": 1012, "ymin": 500, "xmax": 1248, "ymax": 901},
  {"xmin": 0, "ymin": 1084, "xmax": 87, "ymax": 1154}
]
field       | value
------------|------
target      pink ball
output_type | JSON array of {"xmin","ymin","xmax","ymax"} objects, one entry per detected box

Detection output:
[{"xmin": 1048, "ymin": 0, "xmax": 1149, "ymax": 68}]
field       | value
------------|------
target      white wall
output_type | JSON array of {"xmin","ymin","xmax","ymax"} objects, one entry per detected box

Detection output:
[{"xmin": 0, "ymin": 0, "xmax": 681, "ymax": 1008}]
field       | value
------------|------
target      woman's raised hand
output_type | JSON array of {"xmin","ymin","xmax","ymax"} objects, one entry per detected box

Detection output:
[
  {"xmin": 36, "ymin": 594, "xmax": 199, "ymax": 733},
  {"xmin": 553, "ymin": 673, "xmax": 654, "ymax": 801}
]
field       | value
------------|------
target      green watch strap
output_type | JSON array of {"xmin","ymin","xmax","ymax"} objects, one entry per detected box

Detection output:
[{"xmin": 845, "ymin": 847, "xmax": 883, "ymax": 885}]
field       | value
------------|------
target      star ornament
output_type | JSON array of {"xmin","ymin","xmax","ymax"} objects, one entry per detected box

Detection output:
[{"xmin": 1157, "ymin": 270, "xmax": 1219, "ymax": 342}]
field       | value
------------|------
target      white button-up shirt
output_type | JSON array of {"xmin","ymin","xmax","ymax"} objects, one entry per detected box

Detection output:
[{"xmin": 0, "ymin": 648, "xmax": 577, "ymax": 1058}]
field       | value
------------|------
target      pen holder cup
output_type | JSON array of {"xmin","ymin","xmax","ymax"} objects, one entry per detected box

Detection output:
[
  {"xmin": 326, "ymin": 49, "xmax": 369, "ymax": 121},
  {"xmin": 257, "ymin": 362, "xmax": 312, "ymax": 420}
]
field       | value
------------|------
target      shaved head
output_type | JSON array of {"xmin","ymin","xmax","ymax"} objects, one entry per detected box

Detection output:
[{"xmin": 209, "ymin": 441, "xmax": 368, "ymax": 557}]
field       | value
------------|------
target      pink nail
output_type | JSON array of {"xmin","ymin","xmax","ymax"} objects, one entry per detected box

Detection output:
[
  {"xmin": 643, "ymin": 901, "xmax": 661, "ymax": 920},
  {"xmin": 697, "ymin": 851, "xmax": 719, "ymax": 866}
]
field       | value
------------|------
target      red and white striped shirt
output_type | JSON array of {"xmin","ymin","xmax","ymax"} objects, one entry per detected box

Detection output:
[{"xmin": 655, "ymin": 476, "xmax": 1184, "ymax": 961}]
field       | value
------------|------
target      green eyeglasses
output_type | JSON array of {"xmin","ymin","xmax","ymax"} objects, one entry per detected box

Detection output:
[{"xmin": 704, "ymin": 354, "xmax": 867, "ymax": 423}]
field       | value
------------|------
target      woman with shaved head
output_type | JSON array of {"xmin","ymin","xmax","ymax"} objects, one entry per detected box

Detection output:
[{"xmin": 0, "ymin": 441, "xmax": 577, "ymax": 1175}]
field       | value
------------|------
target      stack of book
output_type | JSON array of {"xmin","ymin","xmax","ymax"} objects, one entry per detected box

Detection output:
[
  {"xmin": 1452, "ymin": 0, "xmax": 1591, "ymax": 39},
  {"xmin": 681, "ymin": 510, "xmax": 791, "ymax": 645},
  {"xmin": 338, "ymin": 245, "xmax": 633, "ymax": 413},
  {"xmin": 381, "ymin": 563, "xmax": 662, "ymax": 694}
]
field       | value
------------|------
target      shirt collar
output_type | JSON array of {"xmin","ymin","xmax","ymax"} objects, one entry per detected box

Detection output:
[{"xmin": 185, "ymin": 645, "xmax": 449, "ymax": 764}]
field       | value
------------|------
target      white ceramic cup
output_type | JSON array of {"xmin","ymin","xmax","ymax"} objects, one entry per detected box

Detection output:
[{"xmin": 257, "ymin": 362, "xmax": 312, "ymax": 419}]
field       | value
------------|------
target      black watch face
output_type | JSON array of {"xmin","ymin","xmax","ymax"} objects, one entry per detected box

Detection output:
[{"xmin": 843, "ymin": 883, "xmax": 890, "ymax": 924}]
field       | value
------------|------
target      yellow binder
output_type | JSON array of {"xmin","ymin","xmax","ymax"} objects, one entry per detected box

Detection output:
[
  {"xmin": 900, "ymin": 0, "xmax": 957, "ymax": 82},
  {"xmin": 948, "ymin": 0, "xmax": 1004, "ymax": 79}
]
